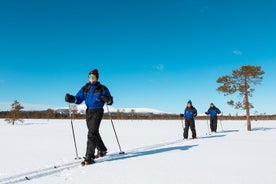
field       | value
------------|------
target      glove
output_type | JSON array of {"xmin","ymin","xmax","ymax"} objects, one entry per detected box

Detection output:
[
  {"xmin": 65, "ymin": 93, "xmax": 75, "ymax": 103},
  {"xmin": 180, "ymin": 113, "xmax": 184, "ymax": 117},
  {"xmin": 101, "ymin": 95, "xmax": 113, "ymax": 105},
  {"xmin": 205, "ymin": 112, "xmax": 208, "ymax": 115}
]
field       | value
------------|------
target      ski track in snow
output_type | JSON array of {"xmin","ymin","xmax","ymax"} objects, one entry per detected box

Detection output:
[
  {"xmin": 0, "ymin": 139, "xmax": 184, "ymax": 183},
  {"xmin": 0, "ymin": 132, "xmax": 228, "ymax": 183},
  {"xmin": 0, "ymin": 161, "xmax": 80, "ymax": 184}
]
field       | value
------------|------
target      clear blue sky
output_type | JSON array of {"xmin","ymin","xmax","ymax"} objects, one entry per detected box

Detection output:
[{"xmin": 0, "ymin": 0, "xmax": 275, "ymax": 115}]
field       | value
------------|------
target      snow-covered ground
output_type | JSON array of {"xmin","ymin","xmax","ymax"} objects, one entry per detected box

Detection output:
[{"xmin": 0, "ymin": 119, "xmax": 276, "ymax": 184}]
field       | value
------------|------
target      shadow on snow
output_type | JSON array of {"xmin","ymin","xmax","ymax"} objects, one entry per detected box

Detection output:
[
  {"xmin": 252, "ymin": 127, "xmax": 276, "ymax": 132},
  {"xmin": 103, "ymin": 144, "xmax": 198, "ymax": 163},
  {"xmin": 200, "ymin": 134, "xmax": 226, "ymax": 139},
  {"xmin": 220, "ymin": 129, "xmax": 239, "ymax": 133}
]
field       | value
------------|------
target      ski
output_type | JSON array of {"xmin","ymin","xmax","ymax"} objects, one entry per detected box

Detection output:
[
  {"xmin": 183, "ymin": 138, "xmax": 197, "ymax": 141},
  {"xmin": 80, "ymin": 152, "xmax": 127, "ymax": 166},
  {"xmin": 0, "ymin": 161, "xmax": 80, "ymax": 183}
]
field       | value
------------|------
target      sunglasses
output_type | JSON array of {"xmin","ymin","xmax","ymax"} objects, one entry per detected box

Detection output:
[{"xmin": 89, "ymin": 74, "xmax": 96, "ymax": 79}]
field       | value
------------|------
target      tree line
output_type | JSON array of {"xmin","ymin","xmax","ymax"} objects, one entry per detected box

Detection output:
[{"xmin": 1, "ymin": 106, "xmax": 275, "ymax": 123}]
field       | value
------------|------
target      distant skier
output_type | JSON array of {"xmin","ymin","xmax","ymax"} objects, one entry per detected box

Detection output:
[
  {"xmin": 180, "ymin": 100, "xmax": 197, "ymax": 140},
  {"xmin": 205, "ymin": 103, "xmax": 221, "ymax": 133},
  {"xmin": 65, "ymin": 69, "xmax": 113, "ymax": 166}
]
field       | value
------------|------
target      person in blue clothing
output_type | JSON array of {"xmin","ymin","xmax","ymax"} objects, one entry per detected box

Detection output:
[
  {"xmin": 205, "ymin": 103, "xmax": 221, "ymax": 133},
  {"xmin": 65, "ymin": 69, "xmax": 113, "ymax": 166},
  {"xmin": 181, "ymin": 100, "xmax": 197, "ymax": 140}
]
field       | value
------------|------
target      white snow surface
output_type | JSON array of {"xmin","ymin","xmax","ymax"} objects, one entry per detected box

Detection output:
[{"xmin": 0, "ymin": 119, "xmax": 276, "ymax": 184}]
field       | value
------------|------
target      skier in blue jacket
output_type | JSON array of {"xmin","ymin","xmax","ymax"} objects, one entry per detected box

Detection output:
[
  {"xmin": 65, "ymin": 69, "xmax": 113, "ymax": 166},
  {"xmin": 205, "ymin": 103, "xmax": 221, "ymax": 133},
  {"xmin": 181, "ymin": 100, "xmax": 197, "ymax": 140}
]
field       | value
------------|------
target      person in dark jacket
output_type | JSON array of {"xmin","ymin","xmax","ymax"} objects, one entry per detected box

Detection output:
[
  {"xmin": 181, "ymin": 100, "xmax": 197, "ymax": 140},
  {"xmin": 205, "ymin": 103, "xmax": 221, "ymax": 133},
  {"xmin": 65, "ymin": 69, "xmax": 113, "ymax": 166}
]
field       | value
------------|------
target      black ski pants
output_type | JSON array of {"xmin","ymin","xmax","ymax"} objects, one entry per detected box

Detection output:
[
  {"xmin": 210, "ymin": 116, "xmax": 218, "ymax": 132},
  {"xmin": 85, "ymin": 108, "xmax": 107, "ymax": 159},
  {"xmin": 183, "ymin": 118, "xmax": 197, "ymax": 139}
]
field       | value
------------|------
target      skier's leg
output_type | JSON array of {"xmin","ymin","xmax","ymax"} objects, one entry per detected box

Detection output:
[
  {"xmin": 210, "ymin": 118, "xmax": 213, "ymax": 132},
  {"xmin": 183, "ymin": 120, "xmax": 189, "ymax": 139},
  {"xmin": 85, "ymin": 109, "xmax": 106, "ymax": 160},
  {"xmin": 93, "ymin": 109, "xmax": 107, "ymax": 153},
  {"xmin": 190, "ymin": 119, "xmax": 197, "ymax": 138},
  {"xmin": 210, "ymin": 118, "xmax": 215, "ymax": 132},
  {"xmin": 214, "ymin": 116, "xmax": 218, "ymax": 132},
  {"xmin": 85, "ymin": 110, "xmax": 96, "ymax": 160}
]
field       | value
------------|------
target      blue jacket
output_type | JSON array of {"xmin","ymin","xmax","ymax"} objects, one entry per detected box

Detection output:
[
  {"xmin": 184, "ymin": 106, "xmax": 197, "ymax": 119},
  {"xmin": 75, "ymin": 82, "xmax": 112, "ymax": 109},
  {"xmin": 206, "ymin": 106, "xmax": 221, "ymax": 117}
]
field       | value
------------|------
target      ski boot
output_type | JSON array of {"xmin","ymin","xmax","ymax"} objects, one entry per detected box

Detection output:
[
  {"xmin": 95, "ymin": 150, "xmax": 107, "ymax": 159},
  {"xmin": 81, "ymin": 157, "xmax": 95, "ymax": 166}
]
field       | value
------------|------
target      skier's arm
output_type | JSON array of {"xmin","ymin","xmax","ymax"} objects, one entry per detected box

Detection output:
[
  {"xmin": 193, "ymin": 108, "xmax": 197, "ymax": 117},
  {"xmin": 101, "ymin": 88, "xmax": 113, "ymax": 105},
  {"xmin": 75, "ymin": 89, "xmax": 85, "ymax": 104}
]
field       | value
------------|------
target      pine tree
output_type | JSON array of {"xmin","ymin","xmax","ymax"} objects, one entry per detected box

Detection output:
[
  {"xmin": 216, "ymin": 65, "xmax": 264, "ymax": 131},
  {"xmin": 46, "ymin": 109, "xmax": 55, "ymax": 120},
  {"xmin": 5, "ymin": 100, "xmax": 24, "ymax": 125}
]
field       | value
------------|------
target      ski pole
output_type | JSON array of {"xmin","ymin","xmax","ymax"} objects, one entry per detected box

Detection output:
[
  {"xmin": 180, "ymin": 117, "xmax": 184, "ymax": 129},
  {"xmin": 68, "ymin": 103, "xmax": 81, "ymax": 159},
  {"xmin": 219, "ymin": 114, "xmax": 224, "ymax": 132},
  {"xmin": 206, "ymin": 118, "xmax": 211, "ymax": 135},
  {"xmin": 106, "ymin": 105, "xmax": 125, "ymax": 154}
]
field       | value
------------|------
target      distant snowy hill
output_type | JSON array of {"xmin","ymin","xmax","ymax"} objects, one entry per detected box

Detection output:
[
  {"xmin": 78, "ymin": 104, "xmax": 168, "ymax": 114},
  {"xmin": 55, "ymin": 104, "xmax": 169, "ymax": 115}
]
